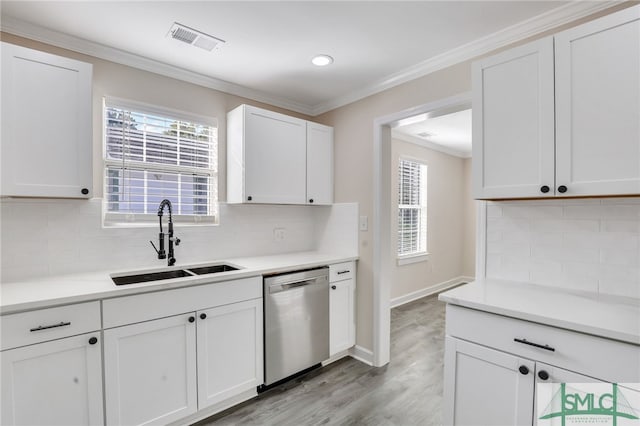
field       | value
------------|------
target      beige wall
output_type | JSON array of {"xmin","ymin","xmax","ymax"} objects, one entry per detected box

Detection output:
[
  {"xmin": 0, "ymin": 32, "xmax": 313, "ymax": 202},
  {"xmin": 390, "ymin": 139, "xmax": 472, "ymax": 300},
  {"xmin": 462, "ymin": 158, "xmax": 476, "ymax": 277}
]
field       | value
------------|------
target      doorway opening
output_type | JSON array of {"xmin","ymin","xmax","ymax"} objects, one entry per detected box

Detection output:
[{"xmin": 371, "ymin": 92, "xmax": 476, "ymax": 367}]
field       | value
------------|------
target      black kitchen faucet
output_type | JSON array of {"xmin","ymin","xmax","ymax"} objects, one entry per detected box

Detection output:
[{"xmin": 150, "ymin": 199, "xmax": 181, "ymax": 266}]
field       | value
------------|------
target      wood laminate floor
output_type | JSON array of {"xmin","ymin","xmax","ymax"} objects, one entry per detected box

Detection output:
[{"xmin": 197, "ymin": 293, "xmax": 447, "ymax": 426}]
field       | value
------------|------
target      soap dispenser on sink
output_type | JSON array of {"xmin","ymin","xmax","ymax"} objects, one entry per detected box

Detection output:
[{"xmin": 150, "ymin": 199, "xmax": 181, "ymax": 266}]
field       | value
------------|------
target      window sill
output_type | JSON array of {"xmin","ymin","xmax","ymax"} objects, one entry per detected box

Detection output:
[
  {"xmin": 397, "ymin": 252, "xmax": 430, "ymax": 266},
  {"xmin": 103, "ymin": 215, "xmax": 218, "ymax": 229}
]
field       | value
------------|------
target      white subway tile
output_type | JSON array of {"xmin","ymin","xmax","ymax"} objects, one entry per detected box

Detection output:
[
  {"xmin": 486, "ymin": 204, "xmax": 503, "ymax": 218},
  {"xmin": 601, "ymin": 220, "xmax": 640, "ymax": 233},
  {"xmin": 531, "ymin": 246, "xmax": 599, "ymax": 263},
  {"xmin": 502, "ymin": 205, "xmax": 562, "ymax": 219},
  {"xmin": 530, "ymin": 219, "xmax": 599, "ymax": 233},
  {"xmin": 600, "ymin": 248, "xmax": 640, "ymax": 267}
]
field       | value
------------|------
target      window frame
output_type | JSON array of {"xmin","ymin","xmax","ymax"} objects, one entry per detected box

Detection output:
[
  {"xmin": 397, "ymin": 157, "xmax": 428, "ymax": 264},
  {"xmin": 102, "ymin": 96, "xmax": 218, "ymax": 227}
]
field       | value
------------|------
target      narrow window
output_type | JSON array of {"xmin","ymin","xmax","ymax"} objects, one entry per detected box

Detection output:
[
  {"xmin": 103, "ymin": 98, "xmax": 218, "ymax": 226},
  {"xmin": 397, "ymin": 159, "xmax": 427, "ymax": 257}
]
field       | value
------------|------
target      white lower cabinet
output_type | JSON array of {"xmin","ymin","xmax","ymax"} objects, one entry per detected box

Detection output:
[
  {"xmin": 104, "ymin": 313, "xmax": 198, "ymax": 426},
  {"xmin": 329, "ymin": 261, "xmax": 356, "ymax": 356},
  {"xmin": 1, "ymin": 332, "xmax": 104, "ymax": 426},
  {"xmin": 443, "ymin": 337, "xmax": 536, "ymax": 426},
  {"xmin": 442, "ymin": 304, "xmax": 640, "ymax": 426},
  {"xmin": 103, "ymin": 286, "xmax": 264, "ymax": 426},
  {"xmin": 196, "ymin": 299, "xmax": 263, "ymax": 409}
]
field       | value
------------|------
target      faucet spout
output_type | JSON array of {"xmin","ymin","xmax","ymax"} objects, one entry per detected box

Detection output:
[{"xmin": 154, "ymin": 199, "xmax": 180, "ymax": 266}]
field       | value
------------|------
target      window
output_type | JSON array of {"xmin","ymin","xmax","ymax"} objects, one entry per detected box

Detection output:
[
  {"xmin": 397, "ymin": 159, "xmax": 427, "ymax": 258},
  {"xmin": 103, "ymin": 98, "xmax": 218, "ymax": 225}
]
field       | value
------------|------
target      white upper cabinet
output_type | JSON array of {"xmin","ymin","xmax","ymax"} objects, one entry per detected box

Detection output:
[
  {"xmin": 473, "ymin": 5, "xmax": 640, "ymax": 199},
  {"xmin": 555, "ymin": 6, "xmax": 640, "ymax": 197},
  {"xmin": 306, "ymin": 122, "xmax": 334, "ymax": 205},
  {"xmin": 472, "ymin": 37, "xmax": 555, "ymax": 199},
  {"xmin": 1, "ymin": 42, "xmax": 93, "ymax": 198},
  {"xmin": 227, "ymin": 104, "xmax": 334, "ymax": 205}
]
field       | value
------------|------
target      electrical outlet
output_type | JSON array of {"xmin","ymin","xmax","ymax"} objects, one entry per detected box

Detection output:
[{"xmin": 273, "ymin": 228, "xmax": 286, "ymax": 242}]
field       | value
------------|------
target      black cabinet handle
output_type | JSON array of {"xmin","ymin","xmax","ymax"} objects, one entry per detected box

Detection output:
[
  {"xmin": 309, "ymin": 199, "xmax": 314, "ymax": 203},
  {"xmin": 557, "ymin": 185, "xmax": 567, "ymax": 193},
  {"xmin": 200, "ymin": 313, "xmax": 207, "ymax": 320},
  {"xmin": 540, "ymin": 185, "xmax": 550, "ymax": 193},
  {"xmin": 81, "ymin": 188, "xmax": 89, "ymax": 195},
  {"xmin": 30, "ymin": 321, "xmax": 71, "ymax": 332},
  {"xmin": 337, "ymin": 270, "xmax": 350, "ymax": 275},
  {"xmin": 247, "ymin": 196, "xmax": 253, "ymax": 201},
  {"xmin": 89, "ymin": 337, "xmax": 98, "ymax": 345},
  {"xmin": 188, "ymin": 316, "xmax": 195, "ymax": 323},
  {"xmin": 514, "ymin": 338, "xmax": 555, "ymax": 352},
  {"xmin": 538, "ymin": 370, "xmax": 549, "ymax": 381},
  {"xmin": 331, "ymin": 285, "xmax": 337, "ymax": 290},
  {"xmin": 519, "ymin": 365, "xmax": 529, "ymax": 375}
]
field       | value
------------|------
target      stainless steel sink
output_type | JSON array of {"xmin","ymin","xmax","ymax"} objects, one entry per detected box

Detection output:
[{"xmin": 111, "ymin": 263, "xmax": 241, "ymax": 285}]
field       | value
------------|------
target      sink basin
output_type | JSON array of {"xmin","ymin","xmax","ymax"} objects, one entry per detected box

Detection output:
[
  {"xmin": 111, "ymin": 263, "xmax": 241, "ymax": 285},
  {"xmin": 187, "ymin": 264, "xmax": 239, "ymax": 275},
  {"xmin": 112, "ymin": 269, "xmax": 194, "ymax": 286}
]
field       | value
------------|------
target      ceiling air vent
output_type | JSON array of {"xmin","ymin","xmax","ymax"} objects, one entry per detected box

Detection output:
[{"xmin": 168, "ymin": 22, "xmax": 225, "ymax": 52}]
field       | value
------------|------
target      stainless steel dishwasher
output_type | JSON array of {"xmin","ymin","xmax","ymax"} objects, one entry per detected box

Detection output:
[{"xmin": 263, "ymin": 267, "xmax": 329, "ymax": 386}]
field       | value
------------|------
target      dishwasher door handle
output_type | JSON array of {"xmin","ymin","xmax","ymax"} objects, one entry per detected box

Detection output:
[{"xmin": 269, "ymin": 279, "xmax": 323, "ymax": 294}]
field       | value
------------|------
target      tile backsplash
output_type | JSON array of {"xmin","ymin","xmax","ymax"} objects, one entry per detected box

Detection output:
[
  {"xmin": 485, "ymin": 198, "xmax": 640, "ymax": 299},
  {"xmin": 0, "ymin": 199, "xmax": 358, "ymax": 283}
]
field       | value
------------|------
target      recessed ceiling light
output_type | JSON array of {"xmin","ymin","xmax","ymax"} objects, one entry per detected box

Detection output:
[{"xmin": 312, "ymin": 54, "xmax": 334, "ymax": 67}]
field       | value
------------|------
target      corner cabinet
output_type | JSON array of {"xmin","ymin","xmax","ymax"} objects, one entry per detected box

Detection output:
[
  {"xmin": 227, "ymin": 104, "xmax": 334, "ymax": 205},
  {"xmin": 1, "ymin": 42, "xmax": 93, "ymax": 198},
  {"xmin": 473, "ymin": 6, "xmax": 640, "ymax": 199},
  {"xmin": 442, "ymin": 304, "xmax": 640, "ymax": 426}
]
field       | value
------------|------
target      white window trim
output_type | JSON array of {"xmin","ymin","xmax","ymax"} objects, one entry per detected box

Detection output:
[
  {"xmin": 397, "ymin": 157, "xmax": 427, "ymax": 259},
  {"xmin": 397, "ymin": 252, "xmax": 431, "ymax": 266},
  {"xmin": 102, "ymin": 97, "xmax": 218, "ymax": 228}
]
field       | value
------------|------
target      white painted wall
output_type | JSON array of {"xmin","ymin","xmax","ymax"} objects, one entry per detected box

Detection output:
[
  {"xmin": 389, "ymin": 139, "xmax": 474, "ymax": 305},
  {"xmin": 485, "ymin": 198, "xmax": 640, "ymax": 299},
  {"xmin": 0, "ymin": 199, "xmax": 358, "ymax": 283}
]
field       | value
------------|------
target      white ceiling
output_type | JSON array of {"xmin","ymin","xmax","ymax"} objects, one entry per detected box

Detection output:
[
  {"xmin": 393, "ymin": 109, "xmax": 472, "ymax": 158},
  {"xmin": 0, "ymin": 1, "xmax": 614, "ymax": 116}
]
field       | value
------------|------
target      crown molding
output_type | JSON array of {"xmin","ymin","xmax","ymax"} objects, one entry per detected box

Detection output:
[
  {"xmin": 392, "ymin": 130, "xmax": 471, "ymax": 159},
  {"xmin": 310, "ymin": 0, "xmax": 623, "ymax": 115},
  {"xmin": 1, "ymin": 1, "xmax": 624, "ymax": 117},
  {"xmin": 0, "ymin": 15, "xmax": 316, "ymax": 116}
]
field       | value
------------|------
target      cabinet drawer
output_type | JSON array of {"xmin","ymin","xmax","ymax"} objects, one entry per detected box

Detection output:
[
  {"xmin": 446, "ymin": 304, "xmax": 640, "ymax": 383},
  {"xmin": 329, "ymin": 261, "xmax": 355, "ymax": 282},
  {"xmin": 103, "ymin": 276, "xmax": 262, "ymax": 329},
  {"xmin": 1, "ymin": 301, "xmax": 101, "ymax": 351}
]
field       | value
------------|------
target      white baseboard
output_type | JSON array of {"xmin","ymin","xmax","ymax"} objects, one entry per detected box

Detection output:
[
  {"xmin": 390, "ymin": 276, "xmax": 473, "ymax": 308},
  {"xmin": 167, "ymin": 388, "xmax": 256, "ymax": 426},
  {"xmin": 349, "ymin": 345, "xmax": 374, "ymax": 366},
  {"xmin": 322, "ymin": 349, "xmax": 350, "ymax": 366}
]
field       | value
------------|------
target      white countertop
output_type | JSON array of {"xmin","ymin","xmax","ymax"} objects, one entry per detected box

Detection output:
[
  {"xmin": 439, "ymin": 279, "xmax": 640, "ymax": 346},
  {"xmin": 0, "ymin": 251, "xmax": 358, "ymax": 314}
]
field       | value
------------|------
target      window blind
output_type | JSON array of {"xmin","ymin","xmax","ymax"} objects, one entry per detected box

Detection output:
[
  {"xmin": 103, "ymin": 100, "xmax": 218, "ymax": 223},
  {"xmin": 398, "ymin": 159, "xmax": 427, "ymax": 256}
]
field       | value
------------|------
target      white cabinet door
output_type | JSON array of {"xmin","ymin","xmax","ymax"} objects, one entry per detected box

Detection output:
[
  {"xmin": 472, "ymin": 37, "xmax": 555, "ymax": 199},
  {"xmin": 1, "ymin": 332, "xmax": 104, "ymax": 426},
  {"xmin": 104, "ymin": 314, "xmax": 197, "ymax": 426},
  {"xmin": 329, "ymin": 278, "xmax": 355, "ymax": 355},
  {"xmin": 243, "ymin": 105, "xmax": 307, "ymax": 204},
  {"xmin": 196, "ymin": 299, "xmax": 263, "ymax": 409},
  {"xmin": 443, "ymin": 337, "xmax": 535, "ymax": 426},
  {"xmin": 555, "ymin": 7, "xmax": 640, "ymax": 197},
  {"xmin": 1, "ymin": 42, "xmax": 92, "ymax": 198},
  {"xmin": 306, "ymin": 122, "xmax": 334, "ymax": 205}
]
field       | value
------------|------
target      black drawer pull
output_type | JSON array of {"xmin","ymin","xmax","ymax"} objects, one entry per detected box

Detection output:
[
  {"xmin": 336, "ymin": 270, "xmax": 350, "ymax": 275},
  {"xmin": 30, "ymin": 321, "xmax": 71, "ymax": 332},
  {"xmin": 514, "ymin": 338, "xmax": 555, "ymax": 352}
]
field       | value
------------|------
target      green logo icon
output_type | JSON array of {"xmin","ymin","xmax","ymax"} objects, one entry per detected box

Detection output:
[{"xmin": 539, "ymin": 383, "xmax": 639, "ymax": 425}]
